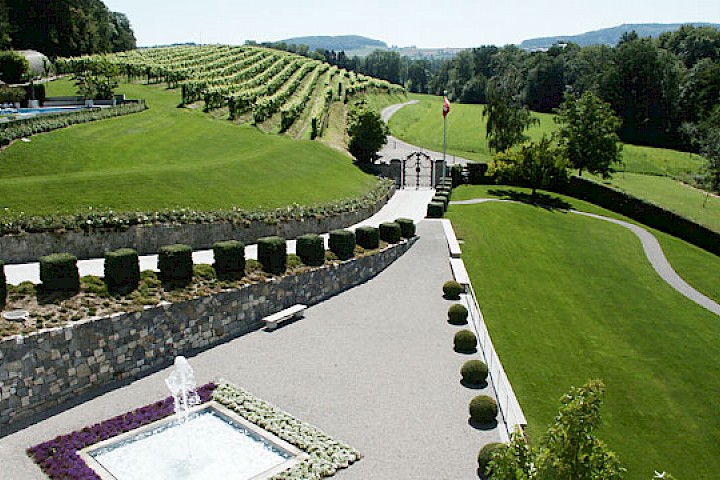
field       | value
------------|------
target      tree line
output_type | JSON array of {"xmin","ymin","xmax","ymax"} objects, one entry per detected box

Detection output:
[{"xmin": 0, "ymin": 0, "xmax": 136, "ymax": 58}]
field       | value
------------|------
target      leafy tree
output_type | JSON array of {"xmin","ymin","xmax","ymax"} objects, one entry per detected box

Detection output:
[
  {"xmin": 406, "ymin": 60, "xmax": 431, "ymax": 93},
  {"xmin": 526, "ymin": 52, "xmax": 566, "ymax": 113},
  {"xmin": 0, "ymin": 51, "xmax": 30, "ymax": 84},
  {"xmin": 700, "ymin": 124, "xmax": 720, "ymax": 192},
  {"xmin": 491, "ymin": 136, "xmax": 567, "ymax": 195},
  {"xmin": 659, "ymin": 24, "xmax": 720, "ymax": 67},
  {"xmin": 0, "ymin": 0, "xmax": 11, "ymax": 49},
  {"xmin": 554, "ymin": 91, "xmax": 623, "ymax": 178},
  {"xmin": 483, "ymin": 65, "xmax": 538, "ymax": 153},
  {"xmin": 110, "ymin": 12, "xmax": 136, "ymax": 52},
  {"xmin": 347, "ymin": 101, "xmax": 388, "ymax": 164},
  {"xmin": 361, "ymin": 50, "xmax": 403, "ymax": 85},
  {"xmin": 73, "ymin": 58, "xmax": 120, "ymax": 99}
]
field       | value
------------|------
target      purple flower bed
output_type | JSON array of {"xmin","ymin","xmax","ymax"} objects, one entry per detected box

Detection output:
[{"xmin": 27, "ymin": 383, "xmax": 215, "ymax": 479}]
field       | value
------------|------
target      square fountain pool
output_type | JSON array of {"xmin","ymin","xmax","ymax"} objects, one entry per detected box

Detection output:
[{"xmin": 80, "ymin": 402, "xmax": 307, "ymax": 480}]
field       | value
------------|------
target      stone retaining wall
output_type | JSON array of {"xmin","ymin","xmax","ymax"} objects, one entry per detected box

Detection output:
[
  {"xmin": 0, "ymin": 187, "xmax": 393, "ymax": 264},
  {"xmin": 0, "ymin": 238, "xmax": 415, "ymax": 430}
]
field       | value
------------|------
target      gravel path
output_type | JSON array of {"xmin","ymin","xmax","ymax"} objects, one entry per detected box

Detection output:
[{"xmin": 452, "ymin": 198, "xmax": 720, "ymax": 317}]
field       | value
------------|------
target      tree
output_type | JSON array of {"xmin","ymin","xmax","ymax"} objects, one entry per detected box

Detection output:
[
  {"xmin": 491, "ymin": 136, "xmax": 567, "ymax": 196},
  {"xmin": 0, "ymin": 0, "xmax": 11, "ymax": 49},
  {"xmin": 110, "ymin": 12, "xmax": 136, "ymax": 52},
  {"xmin": 700, "ymin": 125, "xmax": 720, "ymax": 193},
  {"xmin": 347, "ymin": 101, "xmax": 388, "ymax": 164},
  {"xmin": 73, "ymin": 58, "xmax": 120, "ymax": 100},
  {"xmin": 483, "ymin": 65, "xmax": 538, "ymax": 153},
  {"xmin": 0, "ymin": 51, "xmax": 30, "ymax": 84},
  {"xmin": 554, "ymin": 91, "xmax": 623, "ymax": 178}
]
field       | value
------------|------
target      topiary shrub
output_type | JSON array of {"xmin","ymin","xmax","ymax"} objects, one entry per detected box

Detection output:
[
  {"xmin": 296, "ymin": 234, "xmax": 325, "ymax": 266},
  {"xmin": 395, "ymin": 218, "xmax": 416, "ymax": 238},
  {"xmin": 478, "ymin": 442, "xmax": 506, "ymax": 477},
  {"xmin": 104, "ymin": 248, "xmax": 140, "ymax": 295},
  {"xmin": 213, "ymin": 240, "xmax": 245, "ymax": 275},
  {"xmin": 329, "ymin": 229, "xmax": 355, "ymax": 260},
  {"xmin": 257, "ymin": 236, "xmax": 287, "ymax": 274},
  {"xmin": 427, "ymin": 202, "xmax": 444, "ymax": 218},
  {"xmin": 379, "ymin": 222, "xmax": 401, "ymax": 244},
  {"xmin": 448, "ymin": 303, "xmax": 468, "ymax": 324},
  {"xmin": 443, "ymin": 280, "xmax": 463, "ymax": 299},
  {"xmin": 158, "ymin": 244, "xmax": 193, "ymax": 285},
  {"xmin": 355, "ymin": 226, "xmax": 379, "ymax": 249},
  {"xmin": 0, "ymin": 259, "xmax": 6, "ymax": 307},
  {"xmin": 461, "ymin": 359, "xmax": 489, "ymax": 385},
  {"xmin": 469, "ymin": 395, "xmax": 498, "ymax": 425},
  {"xmin": 454, "ymin": 329, "xmax": 477, "ymax": 353},
  {"xmin": 39, "ymin": 253, "xmax": 80, "ymax": 293},
  {"xmin": 432, "ymin": 194, "xmax": 449, "ymax": 209}
]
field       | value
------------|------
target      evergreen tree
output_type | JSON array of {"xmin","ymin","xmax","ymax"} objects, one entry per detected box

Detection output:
[{"xmin": 483, "ymin": 65, "xmax": 537, "ymax": 153}]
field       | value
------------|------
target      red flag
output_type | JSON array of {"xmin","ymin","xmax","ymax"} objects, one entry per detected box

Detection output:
[{"xmin": 443, "ymin": 96, "xmax": 450, "ymax": 117}]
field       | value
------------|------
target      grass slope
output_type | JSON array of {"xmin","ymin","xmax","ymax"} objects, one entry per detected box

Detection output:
[
  {"xmin": 0, "ymin": 79, "xmax": 376, "ymax": 216},
  {"xmin": 448, "ymin": 199, "xmax": 720, "ymax": 480}
]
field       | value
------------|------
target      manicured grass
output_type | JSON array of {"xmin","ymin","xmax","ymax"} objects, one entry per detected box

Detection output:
[
  {"xmin": 0, "ymin": 79, "xmax": 377, "ymax": 216},
  {"xmin": 447, "ymin": 199, "xmax": 720, "ymax": 480}
]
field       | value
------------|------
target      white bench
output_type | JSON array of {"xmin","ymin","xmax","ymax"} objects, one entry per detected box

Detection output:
[{"xmin": 263, "ymin": 304, "xmax": 307, "ymax": 331}]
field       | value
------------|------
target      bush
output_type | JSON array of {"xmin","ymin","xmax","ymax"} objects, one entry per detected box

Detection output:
[
  {"xmin": 39, "ymin": 253, "xmax": 80, "ymax": 293},
  {"xmin": 467, "ymin": 162, "xmax": 490, "ymax": 184},
  {"xmin": 469, "ymin": 395, "xmax": 498, "ymax": 424},
  {"xmin": 427, "ymin": 202, "xmax": 445, "ymax": 218},
  {"xmin": 104, "ymin": 248, "xmax": 140, "ymax": 294},
  {"xmin": 454, "ymin": 329, "xmax": 477, "ymax": 353},
  {"xmin": 158, "ymin": 244, "xmax": 194, "ymax": 284},
  {"xmin": 478, "ymin": 442, "xmax": 506, "ymax": 477},
  {"xmin": 379, "ymin": 222, "xmax": 401, "ymax": 244},
  {"xmin": 0, "ymin": 51, "xmax": 30, "ymax": 84},
  {"xmin": 0, "ymin": 260, "xmax": 6, "ymax": 306},
  {"xmin": 0, "ymin": 85, "xmax": 25, "ymax": 104},
  {"xmin": 432, "ymin": 194, "xmax": 449, "ymax": 210},
  {"xmin": 448, "ymin": 303, "xmax": 468, "ymax": 324},
  {"xmin": 355, "ymin": 226, "xmax": 379, "ymax": 249},
  {"xmin": 257, "ymin": 236, "xmax": 287, "ymax": 274},
  {"xmin": 461, "ymin": 359, "xmax": 489, "ymax": 385},
  {"xmin": 213, "ymin": 240, "xmax": 245, "ymax": 275},
  {"xmin": 329, "ymin": 229, "xmax": 355, "ymax": 260},
  {"xmin": 451, "ymin": 165, "xmax": 465, "ymax": 187},
  {"xmin": 296, "ymin": 234, "xmax": 325, "ymax": 266},
  {"xmin": 443, "ymin": 280, "xmax": 463, "ymax": 299},
  {"xmin": 394, "ymin": 218, "xmax": 416, "ymax": 238}
]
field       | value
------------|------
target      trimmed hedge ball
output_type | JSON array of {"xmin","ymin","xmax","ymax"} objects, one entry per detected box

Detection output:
[
  {"xmin": 478, "ymin": 442, "xmax": 506, "ymax": 476},
  {"xmin": 432, "ymin": 194, "xmax": 449, "ymax": 209},
  {"xmin": 427, "ymin": 201, "xmax": 445, "ymax": 218},
  {"xmin": 296, "ymin": 234, "xmax": 325, "ymax": 267},
  {"xmin": 104, "ymin": 248, "xmax": 140, "ymax": 294},
  {"xmin": 158, "ymin": 244, "xmax": 194, "ymax": 284},
  {"xmin": 443, "ymin": 280, "xmax": 463, "ymax": 299},
  {"xmin": 448, "ymin": 303, "xmax": 468, "ymax": 324},
  {"xmin": 355, "ymin": 226, "xmax": 379, "ymax": 250},
  {"xmin": 329, "ymin": 229, "xmax": 355, "ymax": 260},
  {"xmin": 461, "ymin": 359, "xmax": 489, "ymax": 385},
  {"xmin": 395, "ymin": 218, "xmax": 416, "ymax": 238},
  {"xmin": 39, "ymin": 252, "xmax": 80, "ymax": 293},
  {"xmin": 257, "ymin": 236, "xmax": 287, "ymax": 274},
  {"xmin": 379, "ymin": 222, "xmax": 401, "ymax": 244},
  {"xmin": 469, "ymin": 395, "xmax": 498, "ymax": 424},
  {"xmin": 454, "ymin": 329, "xmax": 477, "ymax": 353},
  {"xmin": 213, "ymin": 240, "xmax": 245, "ymax": 275},
  {"xmin": 0, "ymin": 259, "xmax": 6, "ymax": 306}
]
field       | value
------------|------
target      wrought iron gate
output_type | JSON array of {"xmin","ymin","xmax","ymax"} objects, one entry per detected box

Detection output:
[{"xmin": 402, "ymin": 152, "xmax": 434, "ymax": 189}]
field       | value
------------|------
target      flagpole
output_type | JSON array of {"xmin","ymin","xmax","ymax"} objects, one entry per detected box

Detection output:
[{"xmin": 443, "ymin": 89, "xmax": 448, "ymax": 182}]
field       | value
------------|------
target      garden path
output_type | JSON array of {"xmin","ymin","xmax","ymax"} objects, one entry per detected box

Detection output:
[{"xmin": 452, "ymin": 198, "xmax": 720, "ymax": 317}]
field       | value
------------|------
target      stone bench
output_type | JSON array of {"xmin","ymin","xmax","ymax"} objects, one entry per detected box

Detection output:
[{"xmin": 263, "ymin": 304, "xmax": 307, "ymax": 331}]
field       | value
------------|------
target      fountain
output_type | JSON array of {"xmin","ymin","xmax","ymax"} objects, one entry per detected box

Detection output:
[{"xmin": 80, "ymin": 356, "xmax": 304, "ymax": 480}]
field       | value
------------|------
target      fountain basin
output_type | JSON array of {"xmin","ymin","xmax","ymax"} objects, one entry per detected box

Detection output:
[{"xmin": 80, "ymin": 402, "xmax": 307, "ymax": 480}]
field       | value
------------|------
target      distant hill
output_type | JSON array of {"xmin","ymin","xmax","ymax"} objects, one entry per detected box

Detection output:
[
  {"xmin": 279, "ymin": 35, "xmax": 387, "ymax": 52},
  {"xmin": 519, "ymin": 23, "xmax": 720, "ymax": 50}
]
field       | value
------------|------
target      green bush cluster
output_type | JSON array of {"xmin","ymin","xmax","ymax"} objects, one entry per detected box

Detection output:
[
  {"xmin": 296, "ymin": 234, "xmax": 325, "ymax": 266},
  {"xmin": 394, "ymin": 218, "xmax": 415, "ymax": 238},
  {"xmin": 258, "ymin": 236, "xmax": 287, "ymax": 274},
  {"xmin": 213, "ymin": 240, "xmax": 245, "ymax": 275},
  {"xmin": 158, "ymin": 244, "xmax": 194, "ymax": 285},
  {"xmin": 0, "ymin": 179, "xmax": 394, "ymax": 236},
  {"xmin": 454, "ymin": 329, "xmax": 477, "ymax": 353},
  {"xmin": 443, "ymin": 280, "xmax": 463, "ymax": 299},
  {"xmin": 39, "ymin": 253, "xmax": 80, "ymax": 293},
  {"xmin": 355, "ymin": 226, "xmax": 379, "ymax": 249},
  {"xmin": 0, "ymin": 260, "xmax": 6, "ymax": 306},
  {"xmin": 104, "ymin": 248, "xmax": 140, "ymax": 294},
  {"xmin": 427, "ymin": 202, "xmax": 445, "ymax": 218},
  {"xmin": 329, "ymin": 229, "xmax": 355, "ymax": 260},
  {"xmin": 469, "ymin": 395, "xmax": 498, "ymax": 424},
  {"xmin": 379, "ymin": 222, "xmax": 401, "ymax": 244},
  {"xmin": 0, "ymin": 103, "xmax": 147, "ymax": 148},
  {"xmin": 432, "ymin": 194, "xmax": 449, "ymax": 210},
  {"xmin": 477, "ymin": 442, "xmax": 506, "ymax": 477},
  {"xmin": 461, "ymin": 359, "xmax": 489, "ymax": 385},
  {"xmin": 448, "ymin": 303, "xmax": 468, "ymax": 324},
  {"xmin": 467, "ymin": 162, "xmax": 490, "ymax": 184}
]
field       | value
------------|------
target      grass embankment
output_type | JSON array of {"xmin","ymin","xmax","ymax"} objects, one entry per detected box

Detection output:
[
  {"xmin": 447, "ymin": 194, "xmax": 720, "ymax": 480},
  {"xmin": 0, "ymin": 79, "xmax": 377, "ymax": 217}
]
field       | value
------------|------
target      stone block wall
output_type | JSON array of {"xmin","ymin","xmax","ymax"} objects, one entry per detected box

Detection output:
[{"xmin": 0, "ymin": 238, "xmax": 414, "ymax": 430}]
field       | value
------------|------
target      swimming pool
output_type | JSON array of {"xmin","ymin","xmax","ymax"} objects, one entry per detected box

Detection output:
[{"xmin": 0, "ymin": 106, "xmax": 90, "ymax": 116}]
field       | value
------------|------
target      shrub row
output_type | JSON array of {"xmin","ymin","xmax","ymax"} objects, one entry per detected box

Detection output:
[
  {"xmin": 0, "ymin": 102, "xmax": 147, "ymax": 148},
  {"xmin": 426, "ymin": 178, "xmax": 453, "ymax": 218},
  {"xmin": 0, "ymin": 179, "xmax": 394, "ymax": 236}
]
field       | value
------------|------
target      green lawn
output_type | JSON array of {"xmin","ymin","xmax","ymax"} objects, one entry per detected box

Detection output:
[
  {"xmin": 447, "ymin": 199, "xmax": 720, "ymax": 480},
  {"xmin": 0, "ymin": 79, "xmax": 377, "ymax": 216}
]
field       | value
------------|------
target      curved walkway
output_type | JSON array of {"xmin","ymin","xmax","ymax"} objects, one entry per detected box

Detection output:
[{"xmin": 452, "ymin": 198, "xmax": 720, "ymax": 317}]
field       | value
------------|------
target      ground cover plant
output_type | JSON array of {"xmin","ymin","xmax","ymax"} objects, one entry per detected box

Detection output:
[{"xmin": 446, "ymin": 196, "xmax": 720, "ymax": 479}]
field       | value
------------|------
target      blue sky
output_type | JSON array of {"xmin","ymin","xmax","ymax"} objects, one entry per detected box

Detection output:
[{"xmin": 103, "ymin": 0, "xmax": 720, "ymax": 48}]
